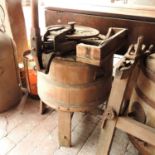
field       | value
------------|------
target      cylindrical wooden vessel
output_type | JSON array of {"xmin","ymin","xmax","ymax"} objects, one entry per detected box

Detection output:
[
  {"xmin": 128, "ymin": 53, "xmax": 155, "ymax": 155},
  {"xmin": 38, "ymin": 56, "xmax": 112, "ymax": 112},
  {"xmin": 0, "ymin": 32, "xmax": 21, "ymax": 113}
]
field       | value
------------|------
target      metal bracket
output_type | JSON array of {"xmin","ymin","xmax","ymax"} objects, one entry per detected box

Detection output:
[{"xmin": 101, "ymin": 107, "xmax": 116, "ymax": 128}]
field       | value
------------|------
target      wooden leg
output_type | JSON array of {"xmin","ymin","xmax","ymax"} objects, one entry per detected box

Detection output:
[
  {"xmin": 58, "ymin": 111, "xmax": 72, "ymax": 147},
  {"xmin": 40, "ymin": 101, "xmax": 47, "ymax": 114}
]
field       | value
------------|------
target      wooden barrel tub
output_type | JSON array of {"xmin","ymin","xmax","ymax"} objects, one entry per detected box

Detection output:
[
  {"xmin": 128, "ymin": 53, "xmax": 155, "ymax": 155},
  {"xmin": 38, "ymin": 56, "xmax": 112, "ymax": 112},
  {"xmin": 37, "ymin": 53, "xmax": 113, "ymax": 146}
]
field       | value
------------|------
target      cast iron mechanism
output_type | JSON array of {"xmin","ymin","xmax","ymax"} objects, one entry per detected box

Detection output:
[{"xmin": 42, "ymin": 22, "xmax": 100, "ymax": 54}]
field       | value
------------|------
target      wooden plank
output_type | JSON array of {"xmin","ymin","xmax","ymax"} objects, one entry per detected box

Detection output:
[
  {"xmin": 116, "ymin": 117, "xmax": 155, "ymax": 146},
  {"xmin": 45, "ymin": 5, "xmax": 155, "ymax": 21},
  {"xmin": 96, "ymin": 77, "xmax": 129, "ymax": 155},
  {"xmin": 76, "ymin": 28, "xmax": 127, "ymax": 66},
  {"xmin": 58, "ymin": 111, "xmax": 72, "ymax": 147}
]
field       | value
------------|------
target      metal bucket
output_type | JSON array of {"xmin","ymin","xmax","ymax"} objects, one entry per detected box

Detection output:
[
  {"xmin": 38, "ymin": 56, "xmax": 112, "ymax": 112},
  {"xmin": 128, "ymin": 53, "xmax": 155, "ymax": 155},
  {"xmin": 23, "ymin": 50, "xmax": 38, "ymax": 97},
  {"xmin": 0, "ymin": 32, "xmax": 21, "ymax": 112}
]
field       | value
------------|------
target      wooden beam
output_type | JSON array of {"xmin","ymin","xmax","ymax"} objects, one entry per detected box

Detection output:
[
  {"xmin": 58, "ymin": 111, "xmax": 72, "ymax": 147},
  {"xmin": 96, "ymin": 77, "xmax": 129, "ymax": 155},
  {"xmin": 117, "ymin": 117, "xmax": 155, "ymax": 146},
  {"xmin": 40, "ymin": 101, "xmax": 47, "ymax": 114}
]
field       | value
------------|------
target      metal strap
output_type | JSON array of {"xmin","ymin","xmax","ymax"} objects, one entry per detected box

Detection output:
[
  {"xmin": 135, "ymin": 86, "xmax": 155, "ymax": 109},
  {"xmin": 141, "ymin": 64, "xmax": 155, "ymax": 83}
]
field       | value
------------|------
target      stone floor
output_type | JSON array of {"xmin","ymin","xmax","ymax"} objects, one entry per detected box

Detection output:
[{"xmin": 0, "ymin": 97, "xmax": 138, "ymax": 155}]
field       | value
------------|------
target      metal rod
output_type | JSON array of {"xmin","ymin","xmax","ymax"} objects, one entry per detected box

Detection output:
[
  {"xmin": 31, "ymin": 0, "xmax": 39, "ymax": 29},
  {"xmin": 30, "ymin": 0, "xmax": 43, "ymax": 70}
]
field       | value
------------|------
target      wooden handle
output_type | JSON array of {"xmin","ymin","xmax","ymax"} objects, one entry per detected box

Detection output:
[{"xmin": 31, "ymin": 0, "xmax": 39, "ymax": 29}]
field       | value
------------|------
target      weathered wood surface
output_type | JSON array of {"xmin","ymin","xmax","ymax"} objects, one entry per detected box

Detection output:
[
  {"xmin": 38, "ymin": 71, "xmax": 111, "ymax": 112},
  {"xmin": 96, "ymin": 69, "xmax": 131, "ymax": 155},
  {"xmin": 76, "ymin": 28, "xmax": 127, "ymax": 66},
  {"xmin": 0, "ymin": 99, "xmax": 138, "ymax": 155},
  {"xmin": 48, "ymin": 57, "xmax": 103, "ymax": 85},
  {"xmin": 38, "ymin": 55, "xmax": 112, "ymax": 112},
  {"xmin": 96, "ymin": 37, "xmax": 143, "ymax": 155},
  {"xmin": 128, "ymin": 52, "xmax": 155, "ymax": 155},
  {"xmin": 116, "ymin": 117, "xmax": 155, "ymax": 147},
  {"xmin": 58, "ymin": 111, "xmax": 72, "ymax": 147}
]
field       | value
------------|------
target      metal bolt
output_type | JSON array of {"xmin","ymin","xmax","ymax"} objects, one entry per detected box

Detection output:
[{"xmin": 68, "ymin": 21, "xmax": 76, "ymax": 30}]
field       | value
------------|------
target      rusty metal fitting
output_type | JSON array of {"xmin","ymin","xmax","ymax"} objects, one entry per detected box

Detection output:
[{"xmin": 101, "ymin": 107, "xmax": 116, "ymax": 128}]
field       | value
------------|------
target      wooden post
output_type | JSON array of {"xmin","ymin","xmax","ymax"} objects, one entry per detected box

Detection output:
[
  {"xmin": 40, "ymin": 101, "xmax": 47, "ymax": 114},
  {"xmin": 97, "ymin": 69, "xmax": 131, "ymax": 155},
  {"xmin": 58, "ymin": 111, "xmax": 72, "ymax": 147}
]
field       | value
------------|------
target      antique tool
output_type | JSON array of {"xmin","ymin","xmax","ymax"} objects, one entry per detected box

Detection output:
[
  {"xmin": 31, "ymin": 0, "xmax": 100, "ymax": 71},
  {"xmin": 31, "ymin": 0, "xmax": 128, "ymax": 148},
  {"xmin": 38, "ymin": 57, "xmax": 111, "ymax": 112},
  {"xmin": 97, "ymin": 37, "xmax": 144, "ymax": 155},
  {"xmin": 37, "ymin": 56, "xmax": 112, "ymax": 147},
  {"xmin": 31, "ymin": 0, "xmax": 128, "ymax": 71}
]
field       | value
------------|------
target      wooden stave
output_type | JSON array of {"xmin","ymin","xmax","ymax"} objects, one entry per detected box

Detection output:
[
  {"xmin": 48, "ymin": 56, "xmax": 107, "ymax": 85},
  {"xmin": 128, "ymin": 69, "xmax": 155, "ymax": 155},
  {"xmin": 38, "ymin": 71, "xmax": 112, "ymax": 112}
]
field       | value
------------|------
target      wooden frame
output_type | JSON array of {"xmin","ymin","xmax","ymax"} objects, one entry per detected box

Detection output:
[{"xmin": 96, "ymin": 37, "xmax": 155, "ymax": 155}]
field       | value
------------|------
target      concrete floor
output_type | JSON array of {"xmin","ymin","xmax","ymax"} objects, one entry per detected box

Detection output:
[{"xmin": 0, "ymin": 98, "xmax": 138, "ymax": 155}]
